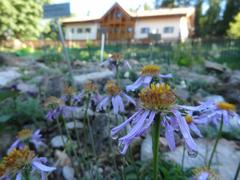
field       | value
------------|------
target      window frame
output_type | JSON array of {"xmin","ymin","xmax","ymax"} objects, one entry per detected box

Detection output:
[
  {"xmin": 85, "ymin": 28, "xmax": 91, "ymax": 33},
  {"xmin": 163, "ymin": 26, "xmax": 174, "ymax": 34},
  {"xmin": 140, "ymin": 27, "xmax": 150, "ymax": 34}
]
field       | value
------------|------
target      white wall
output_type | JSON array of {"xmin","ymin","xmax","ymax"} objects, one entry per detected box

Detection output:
[
  {"xmin": 134, "ymin": 17, "xmax": 182, "ymax": 41},
  {"xmin": 64, "ymin": 22, "xmax": 99, "ymax": 40}
]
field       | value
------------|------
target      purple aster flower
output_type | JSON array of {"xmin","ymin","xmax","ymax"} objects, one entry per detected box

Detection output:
[
  {"xmin": 101, "ymin": 53, "xmax": 131, "ymax": 73},
  {"xmin": 126, "ymin": 64, "xmax": 172, "ymax": 92},
  {"xmin": 161, "ymin": 112, "xmax": 205, "ymax": 152},
  {"xmin": 97, "ymin": 81, "xmax": 136, "ymax": 114},
  {"xmin": 45, "ymin": 105, "xmax": 78, "ymax": 121},
  {"xmin": 111, "ymin": 83, "xmax": 198, "ymax": 154},
  {"xmin": 72, "ymin": 81, "xmax": 101, "ymax": 106},
  {"xmin": 0, "ymin": 146, "xmax": 56, "ymax": 180},
  {"xmin": 197, "ymin": 101, "xmax": 240, "ymax": 126},
  {"xmin": 184, "ymin": 112, "xmax": 205, "ymax": 137},
  {"xmin": 7, "ymin": 129, "xmax": 46, "ymax": 153}
]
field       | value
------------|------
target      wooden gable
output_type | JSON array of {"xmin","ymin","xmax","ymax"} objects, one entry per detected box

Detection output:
[{"xmin": 98, "ymin": 3, "xmax": 135, "ymax": 42}]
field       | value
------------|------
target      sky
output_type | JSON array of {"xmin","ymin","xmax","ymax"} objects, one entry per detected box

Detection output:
[
  {"xmin": 52, "ymin": 0, "xmax": 155, "ymax": 17},
  {"xmin": 51, "ymin": 0, "xmax": 226, "ymax": 18}
]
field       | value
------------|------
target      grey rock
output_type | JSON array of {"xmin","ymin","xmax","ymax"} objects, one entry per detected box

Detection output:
[
  {"xmin": 175, "ymin": 86, "xmax": 189, "ymax": 100},
  {"xmin": 0, "ymin": 53, "xmax": 20, "ymax": 66},
  {"xmin": 17, "ymin": 83, "xmax": 38, "ymax": 94},
  {"xmin": 204, "ymin": 60, "xmax": 228, "ymax": 72},
  {"xmin": 140, "ymin": 134, "xmax": 153, "ymax": 161},
  {"xmin": 64, "ymin": 107, "xmax": 94, "ymax": 120},
  {"xmin": 229, "ymin": 71, "xmax": 240, "ymax": 87},
  {"xmin": 73, "ymin": 70, "xmax": 114, "ymax": 86},
  {"xmin": 41, "ymin": 76, "xmax": 64, "ymax": 97},
  {"xmin": 62, "ymin": 166, "xmax": 75, "ymax": 180},
  {"xmin": 51, "ymin": 135, "xmax": 67, "ymax": 148},
  {"xmin": 165, "ymin": 139, "xmax": 240, "ymax": 180},
  {"xmin": 177, "ymin": 71, "xmax": 219, "ymax": 85},
  {"xmin": 0, "ymin": 68, "xmax": 21, "ymax": 87},
  {"xmin": 66, "ymin": 121, "xmax": 84, "ymax": 129}
]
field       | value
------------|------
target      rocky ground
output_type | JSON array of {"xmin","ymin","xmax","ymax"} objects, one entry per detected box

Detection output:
[{"xmin": 0, "ymin": 53, "xmax": 239, "ymax": 179}]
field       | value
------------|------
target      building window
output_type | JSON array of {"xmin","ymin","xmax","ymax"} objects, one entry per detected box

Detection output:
[
  {"xmin": 71, "ymin": 28, "xmax": 75, "ymax": 34},
  {"xmin": 141, "ymin": 27, "xmax": 150, "ymax": 34},
  {"xmin": 127, "ymin": 27, "xmax": 133, "ymax": 33},
  {"xmin": 115, "ymin": 12, "xmax": 122, "ymax": 19},
  {"xmin": 85, "ymin": 28, "xmax": 91, "ymax": 33},
  {"xmin": 77, "ymin": 28, "xmax": 82, "ymax": 33},
  {"xmin": 163, "ymin": 27, "xmax": 174, "ymax": 33}
]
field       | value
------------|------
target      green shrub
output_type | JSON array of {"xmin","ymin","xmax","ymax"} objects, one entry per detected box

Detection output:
[
  {"xmin": 79, "ymin": 50, "xmax": 90, "ymax": 60},
  {"xmin": 15, "ymin": 47, "xmax": 35, "ymax": 57}
]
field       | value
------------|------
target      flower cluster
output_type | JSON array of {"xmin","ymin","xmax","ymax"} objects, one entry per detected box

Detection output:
[
  {"xmin": 0, "ymin": 146, "xmax": 55, "ymax": 180},
  {"xmin": 8, "ymin": 129, "xmax": 46, "ymax": 153},
  {"xmin": 97, "ymin": 80, "xmax": 136, "ymax": 114},
  {"xmin": 111, "ymin": 61, "xmax": 240, "ymax": 156}
]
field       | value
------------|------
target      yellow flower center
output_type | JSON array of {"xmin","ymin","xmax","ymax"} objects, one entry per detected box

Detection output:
[
  {"xmin": 1, "ymin": 147, "xmax": 35, "ymax": 175},
  {"xmin": 217, "ymin": 102, "xmax": 236, "ymax": 112},
  {"xmin": 141, "ymin": 65, "xmax": 160, "ymax": 76},
  {"xmin": 193, "ymin": 167, "xmax": 218, "ymax": 180},
  {"xmin": 111, "ymin": 53, "xmax": 123, "ymax": 62},
  {"xmin": 0, "ymin": 164, "xmax": 5, "ymax": 177},
  {"xmin": 84, "ymin": 81, "xmax": 97, "ymax": 92},
  {"xmin": 44, "ymin": 96, "xmax": 64, "ymax": 107},
  {"xmin": 64, "ymin": 86, "xmax": 75, "ymax": 95},
  {"xmin": 17, "ymin": 129, "xmax": 33, "ymax": 141},
  {"xmin": 139, "ymin": 83, "xmax": 176, "ymax": 111},
  {"xmin": 185, "ymin": 115, "xmax": 193, "ymax": 124},
  {"xmin": 105, "ymin": 81, "xmax": 121, "ymax": 96}
]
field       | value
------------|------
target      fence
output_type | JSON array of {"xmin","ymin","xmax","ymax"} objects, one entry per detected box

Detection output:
[{"xmin": 71, "ymin": 38, "xmax": 240, "ymax": 69}]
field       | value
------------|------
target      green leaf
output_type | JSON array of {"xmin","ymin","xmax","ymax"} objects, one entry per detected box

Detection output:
[{"xmin": 0, "ymin": 114, "xmax": 12, "ymax": 123}]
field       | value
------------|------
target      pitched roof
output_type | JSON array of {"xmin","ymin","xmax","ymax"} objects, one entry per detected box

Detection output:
[
  {"xmin": 130, "ymin": 7, "xmax": 195, "ymax": 18},
  {"xmin": 62, "ymin": 2, "xmax": 194, "ymax": 24}
]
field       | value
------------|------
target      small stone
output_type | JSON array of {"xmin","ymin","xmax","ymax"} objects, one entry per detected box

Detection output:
[
  {"xmin": 66, "ymin": 121, "xmax": 84, "ymax": 129},
  {"xmin": 55, "ymin": 150, "xmax": 72, "ymax": 166},
  {"xmin": 51, "ymin": 135, "xmax": 67, "ymax": 148},
  {"xmin": 63, "ymin": 166, "xmax": 75, "ymax": 180},
  {"xmin": 203, "ymin": 95, "xmax": 225, "ymax": 103},
  {"xmin": 124, "ymin": 71, "xmax": 130, "ymax": 78}
]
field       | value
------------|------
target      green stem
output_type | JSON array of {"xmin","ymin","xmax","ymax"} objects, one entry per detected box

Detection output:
[
  {"xmin": 107, "ymin": 109, "xmax": 117, "ymax": 170},
  {"xmin": 24, "ymin": 169, "xmax": 30, "ymax": 180},
  {"xmin": 181, "ymin": 143, "xmax": 186, "ymax": 171},
  {"xmin": 207, "ymin": 117, "xmax": 224, "ymax": 168},
  {"xmin": 152, "ymin": 117, "xmax": 161, "ymax": 180},
  {"xmin": 56, "ymin": 118, "xmax": 66, "ymax": 147},
  {"xmin": 62, "ymin": 117, "xmax": 81, "ymax": 178},
  {"xmin": 87, "ymin": 116, "xmax": 96, "ymax": 156},
  {"xmin": 116, "ymin": 63, "xmax": 120, "ymax": 85},
  {"xmin": 73, "ymin": 118, "xmax": 81, "ymax": 149},
  {"xmin": 234, "ymin": 161, "xmax": 240, "ymax": 180},
  {"xmin": 84, "ymin": 94, "xmax": 90, "ymax": 151}
]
